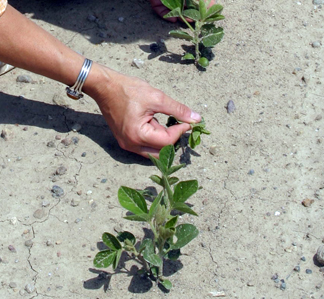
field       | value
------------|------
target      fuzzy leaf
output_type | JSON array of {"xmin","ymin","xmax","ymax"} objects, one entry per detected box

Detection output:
[
  {"xmin": 165, "ymin": 215, "xmax": 178, "ymax": 228},
  {"xmin": 168, "ymin": 176, "xmax": 180, "ymax": 185},
  {"xmin": 149, "ymin": 191, "xmax": 163, "ymax": 219},
  {"xmin": 117, "ymin": 231, "xmax": 136, "ymax": 245},
  {"xmin": 186, "ymin": 0, "xmax": 199, "ymax": 9},
  {"xmin": 149, "ymin": 155, "xmax": 167, "ymax": 174},
  {"xmin": 182, "ymin": 53, "xmax": 195, "ymax": 61},
  {"xmin": 201, "ymin": 31, "xmax": 224, "ymax": 48},
  {"xmin": 191, "ymin": 130, "xmax": 201, "ymax": 142},
  {"xmin": 172, "ymin": 202, "xmax": 198, "ymax": 216},
  {"xmin": 93, "ymin": 249, "xmax": 116, "ymax": 268},
  {"xmin": 201, "ymin": 24, "xmax": 220, "ymax": 36},
  {"xmin": 159, "ymin": 145, "xmax": 175, "ymax": 170},
  {"xmin": 161, "ymin": 0, "xmax": 183, "ymax": 10},
  {"xmin": 124, "ymin": 213, "xmax": 149, "ymax": 222},
  {"xmin": 139, "ymin": 238, "xmax": 154, "ymax": 253},
  {"xmin": 173, "ymin": 180, "xmax": 198, "ymax": 202},
  {"xmin": 205, "ymin": 14, "xmax": 225, "ymax": 22},
  {"xmin": 102, "ymin": 232, "xmax": 122, "ymax": 251},
  {"xmin": 113, "ymin": 249, "xmax": 122, "ymax": 270},
  {"xmin": 183, "ymin": 9, "xmax": 201, "ymax": 21},
  {"xmin": 118, "ymin": 186, "xmax": 148, "ymax": 215},
  {"xmin": 160, "ymin": 279, "xmax": 173, "ymax": 290},
  {"xmin": 150, "ymin": 174, "xmax": 163, "ymax": 186},
  {"xmin": 167, "ymin": 163, "xmax": 186, "ymax": 175},
  {"xmin": 199, "ymin": 0, "xmax": 207, "ymax": 19},
  {"xmin": 205, "ymin": 4, "xmax": 223, "ymax": 20},
  {"xmin": 141, "ymin": 238, "xmax": 163, "ymax": 268},
  {"xmin": 170, "ymin": 224, "xmax": 199, "ymax": 249},
  {"xmin": 169, "ymin": 30, "xmax": 193, "ymax": 41},
  {"xmin": 151, "ymin": 266, "xmax": 159, "ymax": 278},
  {"xmin": 163, "ymin": 7, "xmax": 182, "ymax": 18},
  {"xmin": 159, "ymin": 226, "xmax": 175, "ymax": 240}
]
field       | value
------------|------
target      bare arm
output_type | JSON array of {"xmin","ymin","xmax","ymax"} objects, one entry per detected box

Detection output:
[{"xmin": 0, "ymin": 5, "xmax": 201, "ymax": 158}]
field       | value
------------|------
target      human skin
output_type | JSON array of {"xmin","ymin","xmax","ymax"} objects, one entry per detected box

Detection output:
[{"xmin": 0, "ymin": 4, "xmax": 202, "ymax": 158}]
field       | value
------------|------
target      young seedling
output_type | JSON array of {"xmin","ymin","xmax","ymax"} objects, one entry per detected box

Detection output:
[
  {"xmin": 161, "ymin": 0, "xmax": 225, "ymax": 68},
  {"xmin": 166, "ymin": 116, "xmax": 211, "ymax": 149},
  {"xmin": 93, "ymin": 145, "xmax": 200, "ymax": 291}
]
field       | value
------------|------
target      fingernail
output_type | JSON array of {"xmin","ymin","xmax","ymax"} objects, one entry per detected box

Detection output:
[{"xmin": 190, "ymin": 111, "xmax": 201, "ymax": 122}]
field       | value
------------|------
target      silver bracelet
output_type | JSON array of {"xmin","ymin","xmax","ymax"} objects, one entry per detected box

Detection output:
[{"xmin": 66, "ymin": 58, "xmax": 93, "ymax": 100}]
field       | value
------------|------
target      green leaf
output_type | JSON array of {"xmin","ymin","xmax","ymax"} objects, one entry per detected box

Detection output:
[
  {"xmin": 149, "ymin": 155, "xmax": 167, "ymax": 174},
  {"xmin": 160, "ymin": 279, "xmax": 172, "ymax": 290},
  {"xmin": 161, "ymin": 0, "xmax": 183, "ymax": 10},
  {"xmin": 183, "ymin": 9, "xmax": 200, "ymax": 21},
  {"xmin": 113, "ymin": 249, "xmax": 122, "ymax": 270},
  {"xmin": 150, "ymin": 174, "xmax": 163, "ymax": 186},
  {"xmin": 165, "ymin": 215, "xmax": 178, "ymax": 228},
  {"xmin": 93, "ymin": 249, "xmax": 116, "ymax": 268},
  {"xmin": 173, "ymin": 180, "xmax": 198, "ymax": 203},
  {"xmin": 205, "ymin": 14, "xmax": 225, "ymax": 22},
  {"xmin": 201, "ymin": 128, "xmax": 211, "ymax": 135},
  {"xmin": 167, "ymin": 249, "xmax": 181, "ymax": 260},
  {"xmin": 201, "ymin": 31, "xmax": 224, "ymax": 47},
  {"xmin": 191, "ymin": 130, "xmax": 201, "ymax": 142},
  {"xmin": 139, "ymin": 238, "xmax": 154, "ymax": 253},
  {"xmin": 151, "ymin": 266, "xmax": 159, "ymax": 278},
  {"xmin": 140, "ymin": 238, "xmax": 163, "ymax": 268},
  {"xmin": 124, "ymin": 213, "xmax": 149, "ymax": 222},
  {"xmin": 199, "ymin": 0, "xmax": 207, "ymax": 19},
  {"xmin": 172, "ymin": 202, "xmax": 198, "ymax": 216},
  {"xmin": 159, "ymin": 226, "xmax": 175, "ymax": 240},
  {"xmin": 117, "ymin": 231, "xmax": 136, "ymax": 245},
  {"xmin": 149, "ymin": 191, "xmax": 163, "ymax": 219},
  {"xmin": 168, "ymin": 176, "xmax": 180, "ymax": 185},
  {"xmin": 170, "ymin": 224, "xmax": 199, "ymax": 249},
  {"xmin": 167, "ymin": 163, "xmax": 186, "ymax": 175},
  {"xmin": 205, "ymin": 4, "xmax": 223, "ymax": 20},
  {"xmin": 169, "ymin": 30, "xmax": 193, "ymax": 41},
  {"xmin": 182, "ymin": 53, "xmax": 195, "ymax": 61},
  {"xmin": 118, "ymin": 186, "xmax": 148, "ymax": 215},
  {"xmin": 159, "ymin": 145, "xmax": 175, "ymax": 170},
  {"xmin": 102, "ymin": 232, "xmax": 122, "ymax": 251},
  {"xmin": 163, "ymin": 7, "xmax": 182, "ymax": 18},
  {"xmin": 188, "ymin": 133, "xmax": 196, "ymax": 149},
  {"xmin": 186, "ymin": 0, "xmax": 199, "ymax": 9}
]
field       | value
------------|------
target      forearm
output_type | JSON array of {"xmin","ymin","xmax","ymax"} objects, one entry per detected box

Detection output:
[{"xmin": 0, "ymin": 5, "xmax": 105, "ymax": 96}]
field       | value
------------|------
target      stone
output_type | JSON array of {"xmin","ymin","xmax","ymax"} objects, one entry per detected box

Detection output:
[
  {"xmin": 71, "ymin": 136, "xmax": 79, "ymax": 144},
  {"xmin": 56, "ymin": 166, "xmax": 67, "ymax": 175},
  {"xmin": 61, "ymin": 138, "xmax": 72, "ymax": 146},
  {"xmin": 51, "ymin": 185, "xmax": 64, "ymax": 198},
  {"xmin": 16, "ymin": 75, "xmax": 33, "ymax": 83},
  {"xmin": 312, "ymin": 41, "xmax": 321, "ymax": 48},
  {"xmin": 33, "ymin": 209, "xmax": 46, "ymax": 219},
  {"xmin": 316, "ymin": 245, "xmax": 324, "ymax": 265},
  {"xmin": 1, "ymin": 128, "xmax": 14, "ymax": 141},
  {"xmin": 70, "ymin": 199, "xmax": 80, "ymax": 207},
  {"xmin": 52, "ymin": 94, "xmax": 70, "ymax": 108},
  {"xmin": 313, "ymin": 0, "xmax": 324, "ymax": 4},
  {"xmin": 81, "ymin": 152, "xmax": 87, "ymax": 157},
  {"xmin": 25, "ymin": 283, "xmax": 35, "ymax": 294},
  {"xmin": 24, "ymin": 240, "xmax": 33, "ymax": 248},
  {"xmin": 87, "ymin": 14, "xmax": 97, "ymax": 22},
  {"xmin": 226, "ymin": 100, "xmax": 236, "ymax": 113},
  {"xmin": 9, "ymin": 282, "xmax": 17, "ymax": 288},
  {"xmin": 302, "ymin": 198, "xmax": 314, "ymax": 207},
  {"xmin": 8, "ymin": 245, "xmax": 16, "ymax": 253},
  {"xmin": 132, "ymin": 58, "xmax": 145, "ymax": 69},
  {"xmin": 71, "ymin": 123, "xmax": 82, "ymax": 132},
  {"xmin": 47, "ymin": 141, "xmax": 55, "ymax": 148}
]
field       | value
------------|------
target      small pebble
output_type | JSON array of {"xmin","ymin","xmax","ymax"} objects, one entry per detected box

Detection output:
[
  {"xmin": 16, "ymin": 75, "xmax": 33, "ymax": 83},
  {"xmin": 306, "ymin": 269, "xmax": 312, "ymax": 274},
  {"xmin": 71, "ymin": 137, "xmax": 79, "ymax": 144},
  {"xmin": 301, "ymin": 256, "xmax": 306, "ymax": 261},
  {"xmin": 132, "ymin": 58, "xmax": 144, "ymax": 69},
  {"xmin": 70, "ymin": 199, "xmax": 80, "ymax": 207},
  {"xmin": 55, "ymin": 135, "xmax": 61, "ymax": 140},
  {"xmin": 118, "ymin": 16, "xmax": 124, "ymax": 22},
  {"xmin": 42, "ymin": 200, "xmax": 50, "ymax": 207},
  {"xmin": 24, "ymin": 240, "xmax": 33, "ymax": 248},
  {"xmin": 33, "ymin": 209, "xmax": 46, "ymax": 219},
  {"xmin": 9, "ymin": 282, "xmax": 17, "ymax": 288},
  {"xmin": 87, "ymin": 14, "xmax": 97, "ymax": 22},
  {"xmin": 56, "ymin": 166, "xmax": 67, "ymax": 175},
  {"xmin": 25, "ymin": 283, "xmax": 35, "ymax": 294},
  {"xmin": 280, "ymin": 282, "xmax": 286, "ymax": 290},
  {"xmin": 226, "ymin": 100, "xmax": 236, "ymax": 113},
  {"xmin": 8, "ymin": 245, "xmax": 16, "ymax": 253},
  {"xmin": 312, "ymin": 41, "xmax": 321, "ymax": 48},
  {"xmin": 248, "ymin": 169, "xmax": 255, "ymax": 175},
  {"xmin": 101, "ymin": 178, "xmax": 107, "ymax": 183},
  {"xmin": 52, "ymin": 94, "xmax": 69, "ymax": 108},
  {"xmin": 313, "ymin": 0, "xmax": 324, "ymax": 4},
  {"xmin": 51, "ymin": 185, "xmax": 64, "ymax": 198},
  {"xmin": 294, "ymin": 265, "xmax": 300, "ymax": 272},
  {"xmin": 61, "ymin": 138, "xmax": 72, "ymax": 146},
  {"xmin": 75, "ymin": 218, "xmax": 82, "ymax": 223},
  {"xmin": 55, "ymin": 152, "xmax": 63, "ymax": 157},
  {"xmin": 9, "ymin": 217, "xmax": 18, "ymax": 225},
  {"xmin": 271, "ymin": 274, "xmax": 278, "ymax": 280},
  {"xmin": 316, "ymin": 245, "xmax": 324, "ymax": 265},
  {"xmin": 47, "ymin": 141, "xmax": 55, "ymax": 148},
  {"xmin": 81, "ymin": 152, "xmax": 87, "ymax": 157},
  {"xmin": 46, "ymin": 240, "xmax": 53, "ymax": 247},
  {"xmin": 71, "ymin": 123, "xmax": 82, "ymax": 132}
]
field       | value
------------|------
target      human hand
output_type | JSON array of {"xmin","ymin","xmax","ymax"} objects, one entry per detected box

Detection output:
[
  {"xmin": 149, "ymin": 0, "xmax": 216, "ymax": 22},
  {"xmin": 85, "ymin": 64, "xmax": 201, "ymax": 158}
]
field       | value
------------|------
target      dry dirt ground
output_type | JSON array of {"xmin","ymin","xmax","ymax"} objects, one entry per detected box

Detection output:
[{"xmin": 0, "ymin": 0, "xmax": 324, "ymax": 298}]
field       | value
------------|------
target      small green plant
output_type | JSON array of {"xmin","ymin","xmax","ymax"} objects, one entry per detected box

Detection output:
[
  {"xmin": 166, "ymin": 116, "xmax": 211, "ymax": 149},
  {"xmin": 93, "ymin": 145, "xmax": 200, "ymax": 290},
  {"xmin": 161, "ymin": 0, "xmax": 225, "ymax": 68}
]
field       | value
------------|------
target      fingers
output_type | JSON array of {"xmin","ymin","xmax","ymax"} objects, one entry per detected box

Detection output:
[{"xmin": 149, "ymin": 0, "xmax": 178, "ymax": 22}]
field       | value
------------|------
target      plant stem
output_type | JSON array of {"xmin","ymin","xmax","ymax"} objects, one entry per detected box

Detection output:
[{"xmin": 179, "ymin": 14, "xmax": 195, "ymax": 32}]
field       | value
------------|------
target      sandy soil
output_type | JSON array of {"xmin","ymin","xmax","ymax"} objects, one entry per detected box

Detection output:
[{"xmin": 0, "ymin": 0, "xmax": 324, "ymax": 298}]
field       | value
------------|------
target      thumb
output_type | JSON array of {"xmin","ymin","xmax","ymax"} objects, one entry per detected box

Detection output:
[{"xmin": 155, "ymin": 95, "xmax": 202, "ymax": 124}]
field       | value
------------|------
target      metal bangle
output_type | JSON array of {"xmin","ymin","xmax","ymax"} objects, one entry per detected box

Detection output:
[{"xmin": 66, "ymin": 58, "xmax": 93, "ymax": 100}]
